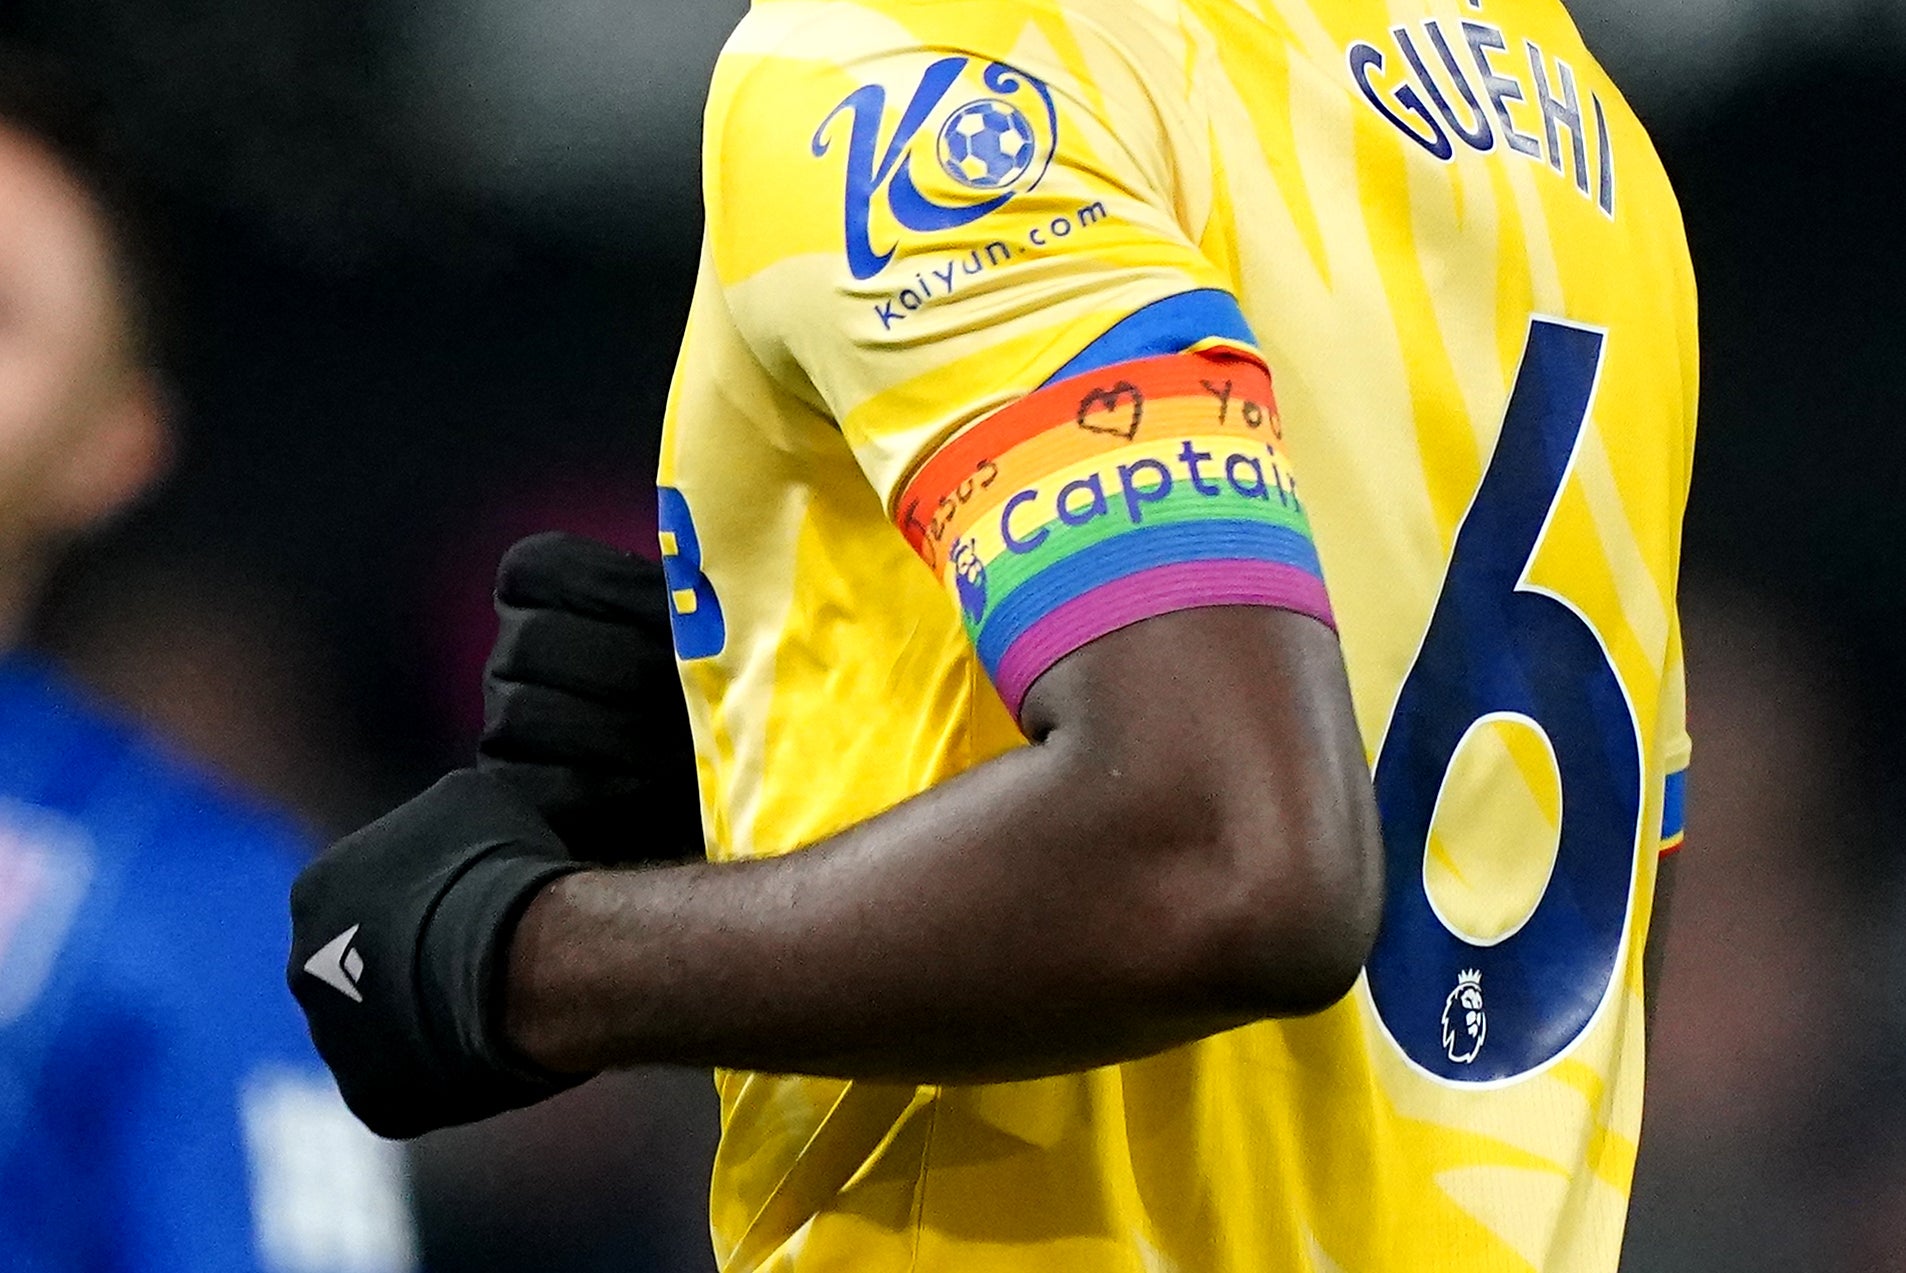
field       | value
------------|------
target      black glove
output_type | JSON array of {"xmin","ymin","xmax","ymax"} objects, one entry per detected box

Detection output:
[
  {"xmin": 288, "ymin": 768, "xmax": 589, "ymax": 1138},
  {"xmin": 479, "ymin": 531, "xmax": 702, "ymax": 865}
]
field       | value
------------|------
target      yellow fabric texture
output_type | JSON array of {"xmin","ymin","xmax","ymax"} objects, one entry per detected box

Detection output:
[{"xmin": 656, "ymin": 0, "xmax": 1698, "ymax": 1268}]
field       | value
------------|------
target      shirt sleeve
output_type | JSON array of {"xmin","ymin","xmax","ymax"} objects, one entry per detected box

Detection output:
[
  {"xmin": 707, "ymin": 3, "xmax": 1335, "ymax": 715},
  {"xmin": 1659, "ymin": 611, "xmax": 1689, "ymax": 856}
]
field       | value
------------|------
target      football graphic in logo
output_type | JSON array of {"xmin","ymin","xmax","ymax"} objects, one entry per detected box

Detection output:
[
  {"xmin": 815, "ymin": 57, "xmax": 1059, "ymax": 278},
  {"xmin": 938, "ymin": 99, "xmax": 1036, "ymax": 190}
]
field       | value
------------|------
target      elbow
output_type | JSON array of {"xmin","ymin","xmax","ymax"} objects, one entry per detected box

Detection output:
[
  {"xmin": 1249, "ymin": 876, "xmax": 1382, "ymax": 1018},
  {"xmin": 1183, "ymin": 802, "xmax": 1385, "ymax": 1020}
]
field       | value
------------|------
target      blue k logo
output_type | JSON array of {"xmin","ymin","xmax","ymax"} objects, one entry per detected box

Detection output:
[{"xmin": 812, "ymin": 57, "xmax": 1058, "ymax": 280}]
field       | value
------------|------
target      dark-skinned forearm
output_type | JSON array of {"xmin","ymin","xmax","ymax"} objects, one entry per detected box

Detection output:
[
  {"xmin": 504, "ymin": 610, "xmax": 1381, "ymax": 1084},
  {"xmin": 507, "ymin": 742, "xmax": 1242, "ymax": 1081}
]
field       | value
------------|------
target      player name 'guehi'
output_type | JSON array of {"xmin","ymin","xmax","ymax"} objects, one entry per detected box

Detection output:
[{"xmin": 1347, "ymin": 16, "xmax": 1616, "ymax": 217}]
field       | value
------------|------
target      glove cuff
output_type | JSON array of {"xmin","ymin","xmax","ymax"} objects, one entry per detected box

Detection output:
[{"xmin": 415, "ymin": 770, "xmax": 591, "ymax": 1094}]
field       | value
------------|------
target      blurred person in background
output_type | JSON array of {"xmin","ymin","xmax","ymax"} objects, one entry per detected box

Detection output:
[
  {"xmin": 0, "ymin": 50, "xmax": 415, "ymax": 1273},
  {"xmin": 39, "ymin": 550, "xmax": 371, "ymax": 832}
]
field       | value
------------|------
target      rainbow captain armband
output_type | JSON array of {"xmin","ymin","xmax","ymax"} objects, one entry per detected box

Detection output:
[{"xmin": 895, "ymin": 349, "xmax": 1336, "ymax": 717}]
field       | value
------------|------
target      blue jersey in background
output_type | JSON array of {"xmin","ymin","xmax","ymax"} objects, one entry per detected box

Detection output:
[{"xmin": 0, "ymin": 654, "xmax": 415, "ymax": 1273}]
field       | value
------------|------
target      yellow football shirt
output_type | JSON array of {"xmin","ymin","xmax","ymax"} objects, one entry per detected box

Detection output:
[{"xmin": 655, "ymin": 0, "xmax": 1697, "ymax": 1269}]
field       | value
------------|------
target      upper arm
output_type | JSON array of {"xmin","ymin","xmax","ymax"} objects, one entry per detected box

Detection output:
[
  {"xmin": 707, "ymin": 9, "xmax": 1383, "ymax": 988},
  {"xmin": 1024, "ymin": 604, "xmax": 1382, "ymax": 1009},
  {"xmin": 900, "ymin": 352, "xmax": 1382, "ymax": 1003}
]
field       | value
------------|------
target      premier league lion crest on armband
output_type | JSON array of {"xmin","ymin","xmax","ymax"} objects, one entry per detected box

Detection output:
[
  {"xmin": 948, "ymin": 536, "xmax": 988, "ymax": 626},
  {"xmin": 812, "ymin": 56, "xmax": 1059, "ymax": 280},
  {"xmin": 1441, "ymin": 969, "xmax": 1487, "ymax": 1065}
]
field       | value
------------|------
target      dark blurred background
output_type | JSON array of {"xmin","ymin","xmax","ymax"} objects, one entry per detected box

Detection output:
[{"xmin": 1, "ymin": 0, "xmax": 1900, "ymax": 1269}]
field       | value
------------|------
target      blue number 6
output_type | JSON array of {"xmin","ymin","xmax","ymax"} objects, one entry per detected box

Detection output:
[{"xmin": 1367, "ymin": 318, "xmax": 1644, "ymax": 1083}]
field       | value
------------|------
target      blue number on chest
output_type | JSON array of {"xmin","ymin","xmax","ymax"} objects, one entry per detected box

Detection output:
[{"xmin": 1366, "ymin": 317, "xmax": 1644, "ymax": 1083}]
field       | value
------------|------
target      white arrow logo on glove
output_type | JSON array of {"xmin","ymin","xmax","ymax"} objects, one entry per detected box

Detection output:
[{"xmin": 303, "ymin": 924, "xmax": 365, "ymax": 1003}]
